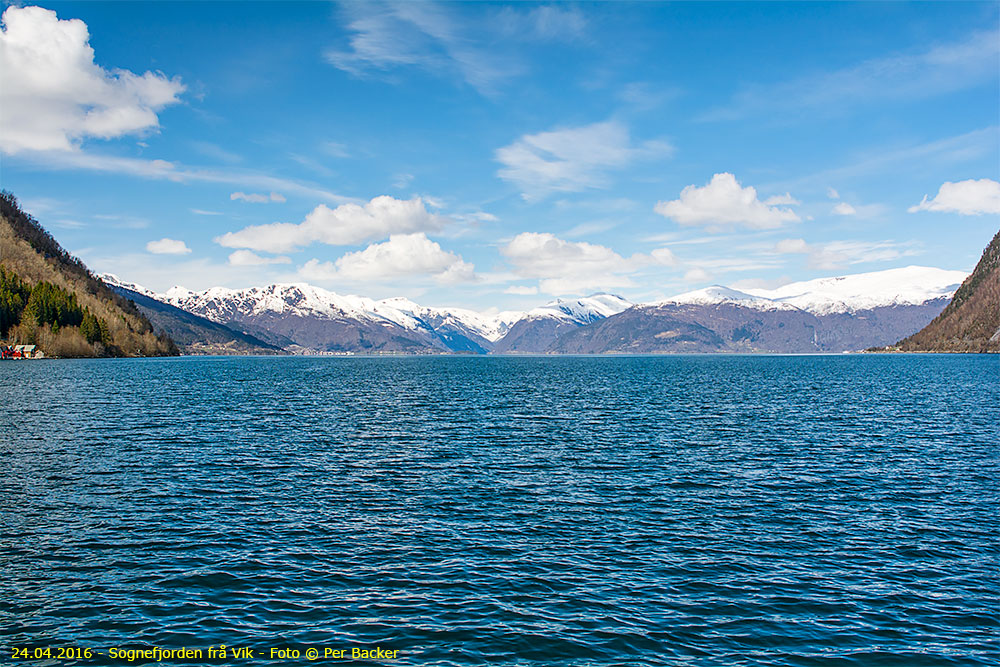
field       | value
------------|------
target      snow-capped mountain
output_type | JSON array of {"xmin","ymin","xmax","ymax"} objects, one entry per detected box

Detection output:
[
  {"xmin": 101, "ymin": 278, "xmax": 524, "ymax": 354},
  {"xmin": 525, "ymin": 294, "xmax": 632, "ymax": 323},
  {"xmin": 655, "ymin": 285, "xmax": 798, "ymax": 311},
  {"xmin": 555, "ymin": 266, "xmax": 966, "ymax": 354},
  {"xmin": 100, "ymin": 264, "xmax": 967, "ymax": 355},
  {"xmin": 652, "ymin": 267, "xmax": 965, "ymax": 315},
  {"xmin": 98, "ymin": 273, "xmax": 159, "ymax": 299},
  {"xmin": 740, "ymin": 266, "xmax": 966, "ymax": 315},
  {"xmin": 142, "ymin": 280, "xmax": 630, "ymax": 354},
  {"xmin": 491, "ymin": 294, "xmax": 632, "ymax": 353}
]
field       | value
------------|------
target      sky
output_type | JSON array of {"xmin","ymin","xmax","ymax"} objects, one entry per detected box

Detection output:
[{"xmin": 1, "ymin": 1, "xmax": 998, "ymax": 311}]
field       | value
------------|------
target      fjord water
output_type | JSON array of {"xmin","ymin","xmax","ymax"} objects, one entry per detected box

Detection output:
[{"xmin": 2, "ymin": 355, "xmax": 998, "ymax": 666}]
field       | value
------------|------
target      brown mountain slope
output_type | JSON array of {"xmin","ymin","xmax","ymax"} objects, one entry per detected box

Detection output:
[
  {"xmin": 1, "ymin": 191, "xmax": 177, "ymax": 357},
  {"xmin": 895, "ymin": 229, "xmax": 1000, "ymax": 352}
]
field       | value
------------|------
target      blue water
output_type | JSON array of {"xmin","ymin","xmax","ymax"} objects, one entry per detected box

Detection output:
[{"xmin": 2, "ymin": 355, "xmax": 998, "ymax": 666}]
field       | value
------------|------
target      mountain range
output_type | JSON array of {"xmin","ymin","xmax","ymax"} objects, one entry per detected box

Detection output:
[{"xmin": 101, "ymin": 265, "xmax": 968, "ymax": 355}]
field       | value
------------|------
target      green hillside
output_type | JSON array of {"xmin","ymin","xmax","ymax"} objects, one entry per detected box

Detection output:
[
  {"xmin": 895, "ymin": 229, "xmax": 1000, "ymax": 353},
  {"xmin": 1, "ymin": 191, "xmax": 177, "ymax": 358}
]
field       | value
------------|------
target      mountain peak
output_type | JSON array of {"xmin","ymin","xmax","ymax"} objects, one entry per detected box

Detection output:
[{"xmin": 655, "ymin": 285, "xmax": 791, "ymax": 310}]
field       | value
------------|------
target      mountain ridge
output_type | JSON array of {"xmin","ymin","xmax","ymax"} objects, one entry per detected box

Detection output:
[
  {"xmin": 105, "ymin": 263, "xmax": 970, "ymax": 355},
  {"xmin": 1, "ymin": 192, "xmax": 177, "ymax": 358},
  {"xmin": 892, "ymin": 230, "xmax": 1000, "ymax": 353}
]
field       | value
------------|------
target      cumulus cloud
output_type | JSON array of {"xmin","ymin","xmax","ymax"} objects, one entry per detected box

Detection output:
[
  {"xmin": 216, "ymin": 196, "xmax": 446, "ymax": 253},
  {"xmin": 501, "ymin": 232, "xmax": 675, "ymax": 295},
  {"xmin": 832, "ymin": 202, "xmax": 857, "ymax": 216},
  {"xmin": 0, "ymin": 5, "xmax": 185, "ymax": 154},
  {"xmin": 764, "ymin": 193, "xmax": 801, "ymax": 206},
  {"xmin": 908, "ymin": 178, "xmax": 1000, "ymax": 215},
  {"xmin": 146, "ymin": 238, "xmax": 191, "ymax": 255},
  {"xmin": 299, "ymin": 233, "xmax": 475, "ymax": 284},
  {"xmin": 227, "ymin": 250, "xmax": 291, "ymax": 266},
  {"xmin": 775, "ymin": 238, "xmax": 810, "ymax": 254},
  {"xmin": 655, "ymin": 173, "xmax": 801, "ymax": 230},
  {"xmin": 230, "ymin": 191, "xmax": 286, "ymax": 203},
  {"xmin": 496, "ymin": 121, "xmax": 671, "ymax": 199}
]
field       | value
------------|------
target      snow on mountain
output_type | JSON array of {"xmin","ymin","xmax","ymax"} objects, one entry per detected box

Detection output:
[
  {"xmin": 372, "ymin": 296, "xmax": 520, "ymax": 342},
  {"xmin": 99, "ymin": 273, "xmax": 159, "ymax": 299},
  {"xmin": 525, "ymin": 294, "xmax": 633, "ymax": 323},
  {"xmin": 743, "ymin": 266, "xmax": 966, "ymax": 314},
  {"xmin": 653, "ymin": 285, "xmax": 798, "ymax": 311},
  {"xmin": 101, "ymin": 266, "xmax": 967, "ymax": 354},
  {"xmin": 161, "ymin": 283, "xmax": 383, "ymax": 323},
  {"xmin": 121, "ymin": 280, "xmax": 519, "ymax": 345},
  {"xmin": 650, "ymin": 266, "xmax": 966, "ymax": 315}
]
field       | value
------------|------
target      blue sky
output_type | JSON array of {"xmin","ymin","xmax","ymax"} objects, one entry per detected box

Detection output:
[{"xmin": 1, "ymin": 1, "xmax": 998, "ymax": 310}]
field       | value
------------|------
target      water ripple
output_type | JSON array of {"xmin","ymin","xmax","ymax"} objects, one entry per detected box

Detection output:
[{"xmin": 2, "ymin": 355, "xmax": 998, "ymax": 665}]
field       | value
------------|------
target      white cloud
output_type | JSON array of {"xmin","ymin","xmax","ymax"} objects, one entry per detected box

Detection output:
[
  {"xmin": 496, "ymin": 121, "xmax": 671, "ymax": 198},
  {"xmin": 775, "ymin": 238, "xmax": 810, "ymax": 254},
  {"xmin": 146, "ymin": 238, "xmax": 191, "ymax": 255},
  {"xmin": 299, "ymin": 233, "xmax": 475, "ymax": 284},
  {"xmin": 501, "ymin": 232, "xmax": 674, "ymax": 295},
  {"xmin": 826, "ymin": 187, "xmax": 840, "ymax": 199},
  {"xmin": 832, "ymin": 202, "xmax": 857, "ymax": 216},
  {"xmin": 227, "ymin": 250, "xmax": 291, "ymax": 266},
  {"xmin": 216, "ymin": 196, "xmax": 446, "ymax": 253},
  {"xmin": 0, "ymin": 5, "xmax": 185, "ymax": 154},
  {"xmin": 503, "ymin": 285, "xmax": 538, "ymax": 295},
  {"xmin": 654, "ymin": 173, "xmax": 801, "ymax": 230},
  {"xmin": 191, "ymin": 209, "xmax": 222, "ymax": 216},
  {"xmin": 763, "ymin": 193, "xmax": 801, "ymax": 206},
  {"xmin": 908, "ymin": 178, "xmax": 1000, "ymax": 215},
  {"xmin": 230, "ymin": 191, "xmax": 286, "ymax": 203},
  {"xmin": 683, "ymin": 268, "xmax": 712, "ymax": 283}
]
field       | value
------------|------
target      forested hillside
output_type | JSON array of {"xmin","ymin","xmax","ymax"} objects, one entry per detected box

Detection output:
[
  {"xmin": 894, "ymin": 230, "xmax": 1000, "ymax": 353},
  {"xmin": 0, "ymin": 191, "xmax": 177, "ymax": 357}
]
